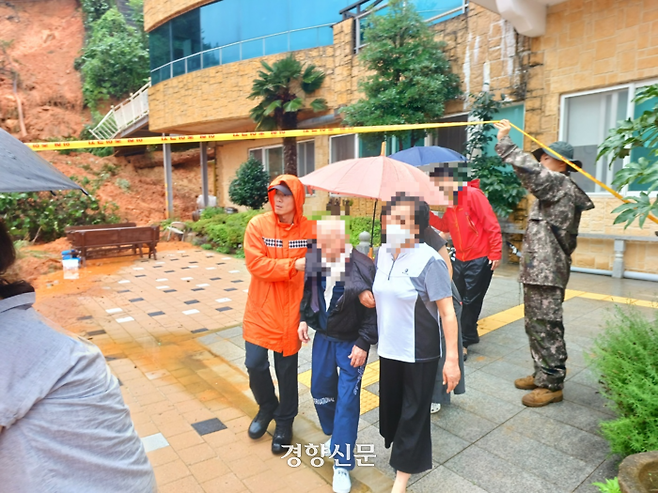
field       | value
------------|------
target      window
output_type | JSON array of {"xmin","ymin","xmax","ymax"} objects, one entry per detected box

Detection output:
[
  {"xmin": 329, "ymin": 133, "xmax": 418, "ymax": 162},
  {"xmin": 149, "ymin": 24, "xmax": 171, "ymax": 71},
  {"xmin": 561, "ymin": 87, "xmax": 629, "ymax": 194},
  {"xmin": 561, "ymin": 82, "xmax": 658, "ymax": 194},
  {"xmin": 171, "ymin": 9, "xmax": 201, "ymax": 62},
  {"xmin": 627, "ymin": 93, "xmax": 656, "ymax": 192},
  {"xmin": 249, "ymin": 145, "xmax": 283, "ymax": 182},
  {"xmin": 485, "ymin": 104, "xmax": 525, "ymax": 156},
  {"xmin": 249, "ymin": 141, "xmax": 315, "ymax": 185},
  {"xmin": 330, "ymin": 134, "xmax": 358, "ymax": 162},
  {"xmin": 429, "ymin": 114, "xmax": 467, "ymax": 154},
  {"xmin": 297, "ymin": 140, "xmax": 315, "ymax": 177}
]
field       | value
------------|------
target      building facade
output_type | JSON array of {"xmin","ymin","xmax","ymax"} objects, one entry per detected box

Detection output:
[{"xmin": 144, "ymin": 0, "xmax": 658, "ymax": 275}]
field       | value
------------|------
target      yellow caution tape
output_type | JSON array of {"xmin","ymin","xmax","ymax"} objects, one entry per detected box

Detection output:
[
  {"xmin": 25, "ymin": 121, "xmax": 497, "ymax": 151},
  {"xmin": 25, "ymin": 120, "xmax": 657, "ymax": 225}
]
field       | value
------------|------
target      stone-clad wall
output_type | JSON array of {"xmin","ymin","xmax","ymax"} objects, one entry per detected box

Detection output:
[
  {"xmin": 433, "ymin": 5, "xmax": 531, "ymax": 111},
  {"xmin": 148, "ymin": 45, "xmax": 337, "ymax": 134},
  {"xmin": 522, "ymin": 0, "xmax": 658, "ymax": 272}
]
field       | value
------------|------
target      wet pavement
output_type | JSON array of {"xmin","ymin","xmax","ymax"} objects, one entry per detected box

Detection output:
[{"xmin": 33, "ymin": 244, "xmax": 658, "ymax": 493}]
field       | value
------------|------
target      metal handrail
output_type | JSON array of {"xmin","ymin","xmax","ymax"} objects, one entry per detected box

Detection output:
[
  {"xmin": 339, "ymin": 0, "xmax": 384, "ymax": 19},
  {"xmin": 150, "ymin": 23, "xmax": 335, "ymax": 80},
  {"xmin": 90, "ymin": 80, "xmax": 151, "ymax": 140}
]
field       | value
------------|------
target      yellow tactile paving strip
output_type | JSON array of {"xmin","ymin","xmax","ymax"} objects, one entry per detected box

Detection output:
[
  {"xmin": 299, "ymin": 289, "xmax": 657, "ymax": 415},
  {"xmin": 298, "ymin": 360, "xmax": 381, "ymax": 414}
]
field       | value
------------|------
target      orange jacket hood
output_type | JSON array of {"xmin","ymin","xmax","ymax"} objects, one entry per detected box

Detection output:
[{"xmin": 268, "ymin": 174, "xmax": 306, "ymax": 226}]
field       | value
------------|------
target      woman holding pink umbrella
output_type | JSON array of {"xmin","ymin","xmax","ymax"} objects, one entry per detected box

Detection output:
[{"xmin": 364, "ymin": 193, "xmax": 460, "ymax": 492}]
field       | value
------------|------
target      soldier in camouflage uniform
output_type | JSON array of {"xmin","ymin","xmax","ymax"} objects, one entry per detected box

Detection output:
[{"xmin": 494, "ymin": 120, "xmax": 595, "ymax": 408}]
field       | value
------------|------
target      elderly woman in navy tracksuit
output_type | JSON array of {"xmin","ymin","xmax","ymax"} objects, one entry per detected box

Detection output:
[{"xmin": 298, "ymin": 218, "xmax": 377, "ymax": 493}]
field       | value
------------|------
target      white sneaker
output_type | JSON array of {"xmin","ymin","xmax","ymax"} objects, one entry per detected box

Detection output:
[
  {"xmin": 430, "ymin": 402, "xmax": 441, "ymax": 414},
  {"xmin": 333, "ymin": 466, "xmax": 351, "ymax": 493},
  {"xmin": 322, "ymin": 437, "xmax": 332, "ymax": 457}
]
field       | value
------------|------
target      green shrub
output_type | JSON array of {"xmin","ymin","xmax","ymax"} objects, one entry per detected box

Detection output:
[
  {"xmin": 78, "ymin": 8, "xmax": 149, "ymax": 108},
  {"xmin": 591, "ymin": 307, "xmax": 658, "ymax": 457},
  {"xmin": 345, "ymin": 216, "xmax": 381, "ymax": 248},
  {"xmin": 593, "ymin": 478, "xmax": 621, "ymax": 493},
  {"xmin": 466, "ymin": 91, "xmax": 527, "ymax": 218},
  {"xmin": 190, "ymin": 208, "xmax": 263, "ymax": 253},
  {"xmin": 80, "ymin": 0, "xmax": 111, "ymax": 26},
  {"xmin": 127, "ymin": 0, "xmax": 144, "ymax": 32},
  {"xmin": 0, "ymin": 176, "xmax": 121, "ymax": 242},
  {"xmin": 228, "ymin": 157, "xmax": 270, "ymax": 210}
]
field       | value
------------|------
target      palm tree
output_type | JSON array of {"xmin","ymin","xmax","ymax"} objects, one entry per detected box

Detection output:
[{"xmin": 248, "ymin": 55, "xmax": 328, "ymax": 176}]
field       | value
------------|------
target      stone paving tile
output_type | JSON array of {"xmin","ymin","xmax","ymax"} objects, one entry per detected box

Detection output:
[
  {"xmin": 567, "ymin": 366, "xmax": 602, "ymax": 389},
  {"xmin": 431, "ymin": 405, "xmax": 499, "ymax": 443},
  {"xmin": 466, "ymin": 369, "xmax": 529, "ymax": 406},
  {"xmin": 503, "ymin": 412, "xmax": 610, "ymax": 466},
  {"xmin": 450, "ymin": 387, "xmax": 524, "ymax": 425},
  {"xmin": 530, "ymin": 398, "xmax": 613, "ymax": 434},
  {"xmin": 573, "ymin": 456, "xmax": 622, "ymax": 493},
  {"xmin": 476, "ymin": 426, "xmax": 593, "ymax": 491},
  {"xmin": 562, "ymin": 381, "xmax": 614, "ymax": 415},
  {"xmin": 429, "ymin": 424, "xmax": 471, "ymax": 465},
  {"xmin": 444, "ymin": 445, "xmax": 565, "ymax": 493},
  {"xmin": 411, "ymin": 465, "xmax": 488, "ymax": 493}
]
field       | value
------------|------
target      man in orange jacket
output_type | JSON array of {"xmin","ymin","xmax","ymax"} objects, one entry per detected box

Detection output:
[
  {"xmin": 429, "ymin": 169, "xmax": 502, "ymax": 358},
  {"xmin": 242, "ymin": 174, "xmax": 314, "ymax": 454}
]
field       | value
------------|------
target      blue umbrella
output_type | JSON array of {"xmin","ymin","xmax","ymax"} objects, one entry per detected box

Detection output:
[{"xmin": 389, "ymin": 146, "xmax": 466, "ymax": 167}]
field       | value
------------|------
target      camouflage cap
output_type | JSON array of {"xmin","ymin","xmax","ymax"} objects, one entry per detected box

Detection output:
[{"xmin": 532, "ymin": 141, "xmax": 582, "ymax": 171}]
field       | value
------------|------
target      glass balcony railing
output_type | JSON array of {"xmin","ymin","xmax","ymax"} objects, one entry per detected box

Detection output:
[{"xmin": 151, "ymin": 23, "xmax": 335, "ymax": 85}]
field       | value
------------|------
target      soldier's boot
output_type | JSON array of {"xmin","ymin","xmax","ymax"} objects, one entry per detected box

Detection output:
[
  {"xmin": 514, "ymin": 375, "xmax": 538, "ymax": 390},
  {"xmin": 521, "ymin": 388, "xmax": 563, "ymax": 407}
]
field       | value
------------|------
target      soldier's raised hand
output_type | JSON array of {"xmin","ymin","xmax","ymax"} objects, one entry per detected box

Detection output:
[{"xmin": 494, "ymin": 119, "xmax": 512, "ymax": 140}]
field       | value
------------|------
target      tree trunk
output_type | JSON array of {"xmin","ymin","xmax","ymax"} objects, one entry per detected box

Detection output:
[{"xmin": 283, "ymin": 136, "xmax": 298, "ymax": 176}]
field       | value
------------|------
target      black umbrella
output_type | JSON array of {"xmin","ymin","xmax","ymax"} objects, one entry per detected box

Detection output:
[{"xmin": 0, "ymin": 128, "xmax": 86, "ymax": 193}]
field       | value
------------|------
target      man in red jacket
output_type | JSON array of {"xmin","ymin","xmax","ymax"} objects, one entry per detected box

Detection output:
[{"xmin": 429, "ymin": 168, "xmax": 502, "ymax": 357}]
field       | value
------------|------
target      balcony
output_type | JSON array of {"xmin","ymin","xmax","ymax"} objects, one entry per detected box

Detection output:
[{"xmin": 148, "ymin": 0, "xmax": 471, "ymax": 84}]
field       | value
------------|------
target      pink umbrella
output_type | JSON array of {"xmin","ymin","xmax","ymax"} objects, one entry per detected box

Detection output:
[
  {"xmin": 300, "ymin": 154, "xmax": 449, "ymax": 252},
  {"xmin": 299, "ymin": 155, "xmax": 449, "ymax": 205}
]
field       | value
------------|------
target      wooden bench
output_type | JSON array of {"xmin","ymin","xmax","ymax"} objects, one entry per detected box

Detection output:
[
  {"xmin": 65, "ymin": 223, "xmax": 136, "ymax": 242},
  {"xmin": 70, "ymin": 225, "xmax": 159, "ymax": 263}
]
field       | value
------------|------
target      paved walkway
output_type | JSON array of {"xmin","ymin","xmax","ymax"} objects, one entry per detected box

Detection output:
[{"xmin": 33, "ymin": 244, "xmax": 658, "ymax": 493}]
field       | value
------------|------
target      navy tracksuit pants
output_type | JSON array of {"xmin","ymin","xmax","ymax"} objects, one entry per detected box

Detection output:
[{"xmin": 310, "ymin": 332, "xmax": 364, "ymax": 470}]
